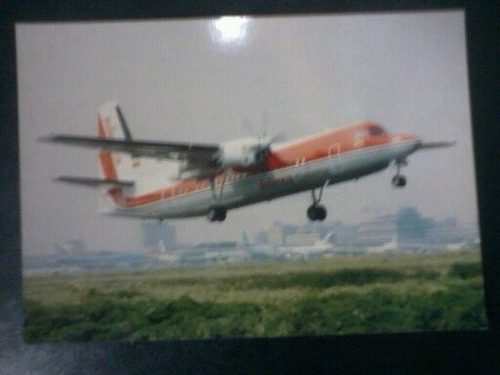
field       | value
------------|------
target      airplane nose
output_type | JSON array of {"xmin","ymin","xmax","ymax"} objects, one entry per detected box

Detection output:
[{"xmin": 391, "ymin": 133, "xmax": 422, "ymax": 152}]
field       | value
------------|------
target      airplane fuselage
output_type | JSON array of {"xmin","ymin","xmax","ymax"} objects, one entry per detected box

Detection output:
[{"xmin": 100, "ymin": 122, "xmax": 421, "ymax": 220}]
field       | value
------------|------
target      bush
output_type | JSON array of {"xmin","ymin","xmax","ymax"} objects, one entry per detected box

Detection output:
[
  {"xmin": 448, "ymin": 262, "xmax": 483, "ymax": 279},
  {"xmin": 23, "ymin": 253, "xmax": 488, "ymax": 342},
  {"xmin": 222, "ymin": 268, "xmax": 431, "ymax": 290}
]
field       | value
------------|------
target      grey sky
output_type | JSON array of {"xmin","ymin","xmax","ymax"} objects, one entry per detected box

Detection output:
[{"xmin": 16, "ymin": 11, "xmax": 478, "ymax": 254}]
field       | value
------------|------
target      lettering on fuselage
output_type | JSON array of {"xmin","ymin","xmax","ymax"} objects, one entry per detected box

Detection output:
[{"xmin": 259, "ymin": 175, "xmax": 293, "ymax": 189}]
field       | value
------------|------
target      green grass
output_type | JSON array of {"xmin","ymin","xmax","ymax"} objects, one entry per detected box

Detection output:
[{"xmin": 23, "ymin": 250, "xmax": 488, "ymax": 342}]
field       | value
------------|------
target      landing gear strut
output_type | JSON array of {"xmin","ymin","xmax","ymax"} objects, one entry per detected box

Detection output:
[
  {"xmin": 307, "ymin": 180, "xmax": 329, "ymax": 221},
  {"xmin": 207, "ymin": 173, "xmax": 228, "ymax": 222},
  {"xmin": 392, "ymin": 158, "xmax": 407, "ymax": 188}
]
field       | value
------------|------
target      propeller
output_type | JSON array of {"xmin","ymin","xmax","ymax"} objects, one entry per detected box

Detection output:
[
  {"xmin": 242, "ymin": 113, "xmax": 285, "ymax": 163},
  {"xmin": 253, "ymin": 133, "xmax": 284, "ymax": 163}
]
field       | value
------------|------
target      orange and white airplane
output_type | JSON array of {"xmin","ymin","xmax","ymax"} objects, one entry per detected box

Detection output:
[{"xmin": 42, "ymin": 101, "xmax": 454, "ymax": 222}]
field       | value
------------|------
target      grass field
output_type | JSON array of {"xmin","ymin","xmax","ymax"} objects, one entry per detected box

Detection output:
[{"xmin": 23, "ymin": 250, "xmax": 488, "ymax": 342}]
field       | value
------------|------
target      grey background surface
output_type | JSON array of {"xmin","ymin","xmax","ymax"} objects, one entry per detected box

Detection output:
[{"xmin": 1, "ymin": 2, "xmax": 498, "ymax": 374}]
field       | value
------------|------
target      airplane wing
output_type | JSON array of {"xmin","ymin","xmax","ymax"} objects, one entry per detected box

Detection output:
[{"xmin": 40, "ymin": 134, "xmax": 220, "ymax": 164}]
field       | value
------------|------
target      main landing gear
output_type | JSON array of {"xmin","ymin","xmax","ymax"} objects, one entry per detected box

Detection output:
[
  {"xmin": 307, "ymin": 180, "xmax": 329, "ymax": 221},
  {"xmin": 392, "ymin": 158, "xmax": 407, "ymax": 188},
  {"xmin": 207, "ymin": 173, "xmax": 228, "ymax": 222}
]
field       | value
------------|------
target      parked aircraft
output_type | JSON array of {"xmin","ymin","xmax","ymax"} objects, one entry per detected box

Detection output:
[
  {"xmin": 41, "ymin": 101, "xmax": 454, "ymax": 222},
  {"xmin": 276, "ymin": 232, "xmax": 335, "ymax": 258},
  {"xmin": 239, "ymin": 231, "xmax": 275, "ymax": 257}
]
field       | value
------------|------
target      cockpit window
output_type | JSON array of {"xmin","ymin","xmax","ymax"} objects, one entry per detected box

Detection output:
[{"xmin": 368, "ymin": 126, "xmax": 385, "ymax": 135}]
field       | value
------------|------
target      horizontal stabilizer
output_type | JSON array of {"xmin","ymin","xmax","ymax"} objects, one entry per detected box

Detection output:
[
  {"xmin": 55, "ymin": 176, "xmax": 135, "ymax": 188},
  {"xmin": 419, "ymin": 140, "xmax": 456, "ymax": 149}
]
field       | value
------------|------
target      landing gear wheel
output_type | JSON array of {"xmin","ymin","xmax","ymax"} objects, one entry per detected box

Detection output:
[
  {"xmin": 307, "ymin": 205, "xmax": 316, "ymax": 221},
  {"xmin": 392, "ymin": 175, "xmax": 407, "ymax": 188},
  {"xmin": 207, "ymin": 206, "xmax": 227, "ymax": 222},
  {"xmin": 307, "ymin": 204, "xmax": 327, "ymax": 221}
]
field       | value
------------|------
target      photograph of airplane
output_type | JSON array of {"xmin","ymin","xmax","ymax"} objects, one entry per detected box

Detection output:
[
  {"xmin": 17, "ymin": 12, "xmax": 487, "ymax": 342},
  {"xmin": 41, "ymin": 101, "xmax": 454, "ymax": 222},
  {"xmin": 17, "ymin": 12, "xmax": 478, "ymax": 253}
]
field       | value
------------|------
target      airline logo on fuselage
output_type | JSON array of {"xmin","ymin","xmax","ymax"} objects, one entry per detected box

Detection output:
[{"xmin": 259, "ymin": 175, "xmax": 293, "ymax": 189}]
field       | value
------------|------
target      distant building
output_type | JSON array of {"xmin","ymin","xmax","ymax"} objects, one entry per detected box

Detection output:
[
  {"xmin": 352, "ymin": 208, "xmax": 480, "ymax": 252},
  {"xmin": 354, "ymin": 208, "xmax": 436, "ymax": 249},
  {"xmin": 268, "ymin": 221, "xmax": 327, "ymax": 247},
  {"xmin": 141, "ymin": 221, "xmax": 177, "ymax": 253},
  {"xmin": 396, "ymin": 207, "xmax": 434, "ymax": 245},
  {"xmin": 268, "ymin": 222, "xmax": 285, "ymax": 247},
  {"xmin": 192, "ymin": 241, "xmax": 238, "ymax": 253},
  {"xmin": 285, "ymin": 231, "xmax": 322, "ymax": 246},
  {"xmin": 253, "ymin": 230, "xmax": 269, "ymax": 245},
  {"xmin": 356, "ymin": 214, "xmax": 397, "ymax": 247},
  {"xmin": 427, "ymin": 219, "xmax": 480, "ymax": 248},
  {"xmin": 53, "ymin": 239, "xmax": 88, "ymax": 255},
  {"xmin": 333, "ymin": 224, "xmax": 357, "ymax": 247}
]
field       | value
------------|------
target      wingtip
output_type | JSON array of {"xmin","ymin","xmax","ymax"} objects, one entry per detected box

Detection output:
[
  {"xmin": 443, "ymin": 139, "xmax": 457, "ymax": 147},
  {"xmin": 443, "ymin": 139, "xmax": 457, "ymax": 146}
]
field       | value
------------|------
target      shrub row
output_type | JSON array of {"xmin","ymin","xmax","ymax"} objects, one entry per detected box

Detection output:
[{"xmin": 23, "ymin": 280, "xmax": 487, "ymax": 342}]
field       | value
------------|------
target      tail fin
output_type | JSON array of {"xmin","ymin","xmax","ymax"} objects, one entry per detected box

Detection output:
[
  {"xmin": 97, "ymin": 101, "xmax": 140, "ymax": 181},
  {"xmin": 322, "ymin": 231, "xmax": 333, "ymax": 243}
]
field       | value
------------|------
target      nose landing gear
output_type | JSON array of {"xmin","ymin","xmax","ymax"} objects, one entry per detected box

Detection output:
[
  {"xmin": 392, "ymin": 175, "xmax": 407, "ymax": 187},
  {"xmin": 392, "ymin": 158, "xmax": 407, "ymax": 188},
  {"xmin": 207, "ymin": 205, "xmax": 227, "ymax": 222}
]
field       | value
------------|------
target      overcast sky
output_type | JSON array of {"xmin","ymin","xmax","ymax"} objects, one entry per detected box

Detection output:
[{"xmin": 16, "ymin": 11, "xmax": 478, "ymax": 254}]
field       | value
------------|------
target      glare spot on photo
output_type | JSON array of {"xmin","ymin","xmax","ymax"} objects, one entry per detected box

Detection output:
[{"xmin": 211, "ymin": 16, "xmax": 250, "ymax": 46}]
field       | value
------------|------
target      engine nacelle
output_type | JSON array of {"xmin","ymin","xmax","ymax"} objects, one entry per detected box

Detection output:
[{"xmin": 217, "ymin": 137, "xmax": 267, "ymax": 168}]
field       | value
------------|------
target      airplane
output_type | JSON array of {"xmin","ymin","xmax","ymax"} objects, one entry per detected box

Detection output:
[{"xmin": 41, "ymin": 101, "xmax": 455, "ymax": 223}]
